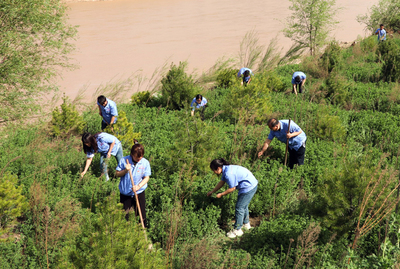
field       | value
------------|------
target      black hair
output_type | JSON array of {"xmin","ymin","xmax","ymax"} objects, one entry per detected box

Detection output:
[
  {"xmin": 82, "ymin": 132, "xmax": 100, "ymax": 154},
  {"xmin": 380, "ymin": 24, "xmax": 384, "ymax": 27},
  {"xmin": 243, "ymin": 70, "xmax": 250, "ymax": 77},
  {"xmin": 195, "ymin": 94, "xmax": 203, "ymax": 101},
  {"xmin": 295, "ymin": 76, "xmax": 301, "ymax": 83},
  {"xmin": 267, "ymin": 118, "xmax": 279, "ymax": 128},
  {"xmin": 97, "ymin": 95, "xmax": 106, "ymax": 104},
  {"xmin": 210, "ymin": 158, "xmax": 230, "ymax": 171}
]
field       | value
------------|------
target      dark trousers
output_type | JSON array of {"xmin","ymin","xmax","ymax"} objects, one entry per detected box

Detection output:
[
  {"xmin": 288, "ymin": 146, "xmax": 305, "ymax": 169},
  {"xmin": 101, "ymin": 120, "xmax": 108, "ymax": 131},
  {"xmin": 120, "ymin": 191, "xmax": 147, "ymax": 227}
]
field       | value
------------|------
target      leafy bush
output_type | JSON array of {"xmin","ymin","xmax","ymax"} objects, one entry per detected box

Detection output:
[
  {"xmin": 0, "ymin": 172, "xmax": 28, "ymax": 239},
  {"xmin": 131, "ymin": 91, "xmax": 153, "ymax": 107},
  {"xmin": 161, "ymin": 62, "xmax": 199, "ymax": 110},
  {"xmin": 216, "ymin": 68, "xmax": 239, "ymax": 88},
  {"xmin": 104, "ymin": 111, "xmax": 141, "ymax": 150},
  {"xmin": 49, "ymin": 95, "xmax": 86, "ymax": 138}
]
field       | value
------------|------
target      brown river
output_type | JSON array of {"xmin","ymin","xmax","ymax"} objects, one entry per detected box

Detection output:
[{"xmin": 59, "ymin": 0, "xmax": 378, "ymax": 100}]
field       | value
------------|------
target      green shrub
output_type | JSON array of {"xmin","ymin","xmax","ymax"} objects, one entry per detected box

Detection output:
[
  {"xmin": 216, "ymin": 68, "xmax": 239, "ymax": 88},
  {"xmin": 131, "ymin": 91, "xmax": 152, "ymax": 107},
  {"xmin": 103, "ymin": 111, "xmax": 141, "ymax": 150},
  {"xmin": 161, "ymin": 62, "xmax": 199, "ymax": 110},
  {"xmin": 0, "ymin": 172, "xmax": 28, "ymax": 239},
  {"xmin": 49, "ymin": 95, "xmax": 86, "ymax": 138},
  {"xmin": 320, "ymin": 41, "xmax": 342, "ymax": 73}
]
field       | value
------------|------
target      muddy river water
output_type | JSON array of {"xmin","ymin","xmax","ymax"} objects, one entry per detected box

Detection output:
[{"xmin": 59, "ymin": 0, "xmax": 378, "ymax": 100}]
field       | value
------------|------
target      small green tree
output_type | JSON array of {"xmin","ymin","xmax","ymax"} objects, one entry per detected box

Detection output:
[
  {"xmin": 357, "ymin": 0, "xmax": 400, "ymax": 32},
  {"xmin": 0, "ymin": 173, "xmax": 28, "ymax": 239},
  {"xmin": 58, "ymin": 192, "xmax": 166, "ymax": 268},
  {"xmin": 161, "ymin": 62, "xmax": 198, "ymax": 110},
  {"xmin": 50, "ymin": 95, "xmax": 86, "ymax": 138},
  {"xmin": 283, "ymin": 0, "xmax": 339, "ymax": 56},
  {"xmin": 104, "ymin": 111, "xmax": 142, "ymax": 149},
  {"xmin": 0, "ymin": 0, "xmax": 77, "ymax": 123}
]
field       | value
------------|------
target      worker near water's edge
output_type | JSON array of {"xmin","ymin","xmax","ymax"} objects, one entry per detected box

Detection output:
[
  {"xmin": 375, "ymin": 24, "xmax": 386, "ymax": 42},
  {"xmin": 258, "ymin": 118, "xmax": 307, "ymax": 169},
  {"xmin": 115, "ymin": 143, "xmax": 151, "ymax": 227},
  {"xmin": 292, "ymin": 71, "xmax": 306, "ymax": 95},
  {"xmin": 190, "ymin": 94, "xmax": 208, "ymax": 119},
  {"xmin": 237, "ymin": 67, "xmax": 254, "ymax": 85},
  {"xmin": 81, "ymin": 132, "xmax": 123, "ymax": 181},
  {"xmin": 97, "ymin": 95, "xmax": 118, "ymax": 131},
  {"xmin": 207, "ymin": 158, "xmax": 258, "ymax": 238}
]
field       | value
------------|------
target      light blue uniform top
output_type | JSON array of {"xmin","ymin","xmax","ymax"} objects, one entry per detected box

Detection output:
[
  {"xmin": 237, "ymin": 67, "xmax": 254, "ymax": 78},
  {"xmin": 97, "ymin": 98, "xmax": 118, "ymax": 124},
  {"xmin": 221, "ymin": 165, "xmax": 258, "ymax": 195},
  {"xmin": 116, "ymin": 156, "xmax": 151, "ymax": 196},
  {"xmin": 292, "ymin": 72, "xmax": 306, "ymax": 84},
  {"xmin": 268, "ymin": 120, "xmax": 307, "ymax": 151},
  {"xmin": 191, "ymin": 97, "xmax": 208, "ymax": 111},
  {"xmin": 86, "ymin": 133, "xmax": 121, "ymax": 158},
  {"xmin": 375, "ymin": 28, "xmax": 386, "ymax": 41}
]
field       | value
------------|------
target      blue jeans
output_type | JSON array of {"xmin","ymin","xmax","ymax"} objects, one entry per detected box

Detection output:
[
  {"xmin": 100, "ymin": 145, "xmax": 123, "ymax": 181},
  {"xmin": 234, "ymin": 185, "xmax": 258, "ymax": 230}
]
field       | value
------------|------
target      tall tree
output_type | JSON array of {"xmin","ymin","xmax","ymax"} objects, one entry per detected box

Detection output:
[
  {"xmin": 0, "ymin": 0, "xmax": 77, "ymax": 123},
  {"xmin": 357, "ymin": 0, "xmax": 400, "ymax": 33},
  {"xmin": 283, "ymin": 0, "xmax": 339, "ymax": 56}
]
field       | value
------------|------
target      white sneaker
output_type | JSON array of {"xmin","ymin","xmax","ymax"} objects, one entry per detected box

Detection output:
[
  {"xmin": 227, "ymin": 229, "xmax": 243, "ymax": 238},
  {"xmin": 243, "ymin": 222, "xmax": 252, "ymax": 230}
]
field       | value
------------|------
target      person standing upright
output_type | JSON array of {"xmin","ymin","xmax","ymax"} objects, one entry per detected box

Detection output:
[
  {"xmin": 375, "ymin": 24, "xmax": 386, "ymax": 42},
  {"xmin": 97, "ymin": 95, "xmax": 118, "ymax": 131}
]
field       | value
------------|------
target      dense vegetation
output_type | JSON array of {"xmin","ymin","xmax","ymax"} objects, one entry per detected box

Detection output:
[{"xmin": 2, "ymin": 34, "xmax": 400, "ymax": 268}]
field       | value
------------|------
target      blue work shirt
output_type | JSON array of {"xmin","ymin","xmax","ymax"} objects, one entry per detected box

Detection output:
[
  {"xmin": 86, "ymin": 133, "xmax": 122, "ymax": 158},
  {"xmin": 292, "ymin": 72, "xmax": 306, "ymax": 84},
  {"xmin": 237, "ymin": 67, "xmax": 254, "ymax": 77},
  {"xmin": 268, "ymin": 120, "xmax": 307, "ymax": 151},
  {"xmin": 191, "ymin": 97, "xmax": 208, "ymax": 110},
  {"xmin": 221, "ymin": 165, "xmax": 258, "ymax": 195},
  {"xmin": 375, "ymin": 28, "xmax": 386, "ymax": 41},
  {"xmin": 97, "ymin": 98, "xmax": 118, "ymax": 124},
  {"xmin": 116, "ymin": 156, "xmax": 151, "ymax": 196}
]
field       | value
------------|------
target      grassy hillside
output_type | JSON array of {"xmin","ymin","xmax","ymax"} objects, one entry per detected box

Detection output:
[{"xmin": 2, "ymin": 35, "xmax": 400, "ymax": 268}]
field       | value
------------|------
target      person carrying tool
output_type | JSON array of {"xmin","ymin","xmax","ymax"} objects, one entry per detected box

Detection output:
[
  {"xmin": 237, "ymin": 67, "xmax": 253, "ymax": 85},
  {"xmin": 375, "ymin": 24, "xmax": 386, "ymax": 42},
  {"xmin": 207, "ymin": 158, "xmax": 258, "ymax": 238},
  {"xmin": 191, "ymin": 94, "xmax": 208, "ymax": 119},
  {"xmin": 115, "ymin": 143, "xmax": 151, "ymax": 226},
  {"xmin": 81, "ymin": 132, "xmax": 123, "ymax": 181},
  {"xmin": 97, "ymin": 95, "xmax": 118, "ymax": 131},
  {"xmin": 258, "ymin": 118, "xmax": 307, "ymax": 169},
  {"xmin": 292, "ymin": 71, "xmax": 306, "ymax": 95}
]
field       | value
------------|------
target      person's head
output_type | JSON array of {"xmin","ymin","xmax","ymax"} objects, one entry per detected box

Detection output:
[
  {"xmin": 97, "ymin": 95, "xmax": 107, "ymax": 107},
  {"xmin": 130, "ymin": 143, "xmax": 144, "ymax": 163},
  {"xmin": 210, "ymin": 158, "xmax": 230, "ymax": 175},
  {"xmin": 82, "ymin": 132, "xmax": 98, "ymax": 154},
  {"xmin": 267, "ymin": 118, "xmax": 280, "ymax": 132},
  {"xmin": 295, "ymin": 76, "xmax": 301, "ymax": 84},
  {"xmin": 380, "ymin": 24, "xmax": 384, "ymax": 29},
  {"xmin": 195, "ymin": 94, "xmax": 203, "ymax": 104},
  {"xmin": 243, "ymin": 70, "xmax": 250, "ymax": 78}
]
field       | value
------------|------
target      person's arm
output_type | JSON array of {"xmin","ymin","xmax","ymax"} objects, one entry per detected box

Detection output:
[
  {"xmin": 216, "ymin": 186, "xmax": 236, "ymax": 198},
  {"xmin": 81, "ymin": 157, "xmax": 93, "ymax": 177},
  {"xmin": 375, "ymin": 29, "xmax": 379, "ymax": 35},
  {"xmin": 247, "ymin": 78, "xmax": 251, "ymax": 84},
  {"xmin": 133, "ymin": 176, "xmax": 150, "ymax": 192},
  {"xmin": 116, "ymin": 161, "xmax": 131, "ymax": 177},
  {"xmin": 292, "ymin": 83, "xmax": 298, "ymax": 95},
  {"xmin": 107, "ymin": 139, "xmax": 116, "ymax": 158},
  {"xmin": 287, "ymin": 130, "xmax": 303, "ymax": 139},
  {"xmin": 191, "ymin": 110, "xmax": 195, "ymax": 116},
  {"xmin": 258, "ymin": 138, "xmax": 272, "ymax": 157},
  {"xmin": 301, "ymin": 78, "xmax": 306, "ymax": 87},
  {"xmin": 207, "ymin": 180, "xmax": 225, "ymax": 196}
]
